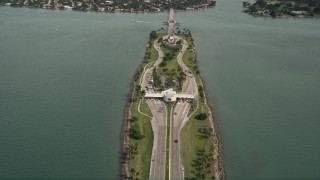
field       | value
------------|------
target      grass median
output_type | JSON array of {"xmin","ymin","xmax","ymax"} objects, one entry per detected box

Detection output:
[{"xmin": 165, "ymin": 102, "xmax": 173, "ymax": 180}]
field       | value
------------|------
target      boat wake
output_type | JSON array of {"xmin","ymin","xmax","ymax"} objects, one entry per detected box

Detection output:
[{"xmin": 131, "ymin": 19, "xmax": 154, "ymax": 23}]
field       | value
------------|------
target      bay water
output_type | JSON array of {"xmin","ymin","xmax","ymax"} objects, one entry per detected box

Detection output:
[{"xmin": 1, "ymin": 1, "xmax": 320, "ymax": 179}]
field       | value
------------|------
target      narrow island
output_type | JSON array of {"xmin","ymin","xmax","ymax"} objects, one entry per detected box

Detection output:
[
  {"xmin": 121, "ymin": 9, "xmax": 225, "ymax": 180},
  {"xmin": 242, "ymin": 0, "xmax": 320, "ymax": 17}
]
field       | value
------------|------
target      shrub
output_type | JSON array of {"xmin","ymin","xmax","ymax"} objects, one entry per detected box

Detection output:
[
  {"xmin": 195, "ymin": 113, "xmax": 208, "ymax": 120},
  {"xmin": 129, "ymin": 124, "xmax": 145, "ymax": 140},
  {"xmin": 130, "ymin": 116, "xmax": 139, "ymax": 122}
]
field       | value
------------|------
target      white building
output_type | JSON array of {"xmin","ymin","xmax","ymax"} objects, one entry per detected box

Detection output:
[{"xmin": 144, "ymin": 89, "xmax": 194, "ymax": 102}]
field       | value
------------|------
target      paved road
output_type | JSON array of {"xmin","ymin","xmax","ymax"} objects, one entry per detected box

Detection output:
[
  {"xmin": 139, "ymin": 12, "xmax": 199, "ymax": 179},
  {"xmin": 170, "ymin": 101, "xmax": 190, "ymax": 179},
  {"xmin": 147, "ymin": 99, "xmax": 167, "ymax": 180},
  {"xmin": 170, "ymin": 36, "xmax": 198, "ymax": 180},
  {"xmin": 141, "ymin": 41, "xmax": 164, "ymax": 93},
  {"xmin": 139, "ymin": 38, "xmax": 168, "ymax": 180},
  {"xmin": 176, "ymin": 36, "xmax": 198, "ymax": 95}
]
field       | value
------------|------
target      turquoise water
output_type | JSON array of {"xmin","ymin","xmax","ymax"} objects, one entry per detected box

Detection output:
[{"xmin": 1, "ymin": 2, "xmax": 320, "ymax": 179}]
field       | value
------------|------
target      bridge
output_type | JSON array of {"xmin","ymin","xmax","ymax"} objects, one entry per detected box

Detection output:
[{"xmin": 168, "ymin": 8, "xmax": 175, "ymax": 35}]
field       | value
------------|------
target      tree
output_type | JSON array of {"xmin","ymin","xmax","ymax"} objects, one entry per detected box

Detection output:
[
  {"xmin": 198, "ymin": 127, "xmax": 213, "ymax": 138},
  {"xmin": 195, "ymin": 113, "xmax": 208, "ymax": 120},
  {"xmin": 130, "ymin": 116, "xmax": 139, "ymax": 122},
  {"xmin": 135, "ymin": 85, "xmax": 142, "ymax": 97},
  {"xmin": 159, "ymin": 61, "xmax": 167, "ymax": 67},
  {"xmin": 157, "ymin": 37, "xmax": 163, "ymax": 43},
  {"xmin": 255, "ymin": 0, "xmax": 267, "ymax": 8},
  {"xmin": 270, "ymin": 10, "xmax": 277, "ymax": 17},
  {"xmin": 128, "ymin": 143, "xmax": 139, "ymax": 160},
  {"xmin": 129, "ymin": 124, "xmax": 145, "ymax": 140},
  {"xmin": 149, "ymin": 30, "xmax": 157, "ymax": 40},
  {"xmin": 136, "ymin": 85, "xmax": 141, "ymax": 92},
  {"xmin": 198, "ymin": 85, "xmax": 204, "ymax": 98},
  {"xmin": 152, "ymin": 68, "xmax": 161, "ymax": 88},
  {"xmin": 140, "ymin": 90, "xmax": 146, "ymax": 96},
  {"xmin": 129, "ymin": 168, "xmax": 140, "ymax": 180}
]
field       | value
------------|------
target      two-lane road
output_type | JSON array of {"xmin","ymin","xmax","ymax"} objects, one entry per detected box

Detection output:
[
  {"xmin": 170, "ymin": 101, "xmax": 190, "ymax": 180},
  {"xmin": 148, "ymin": 100, "xmax": 167, "ymax": 180},
  {"xmin": 141, "ymin": 36, "xmax": 168, "ymax": 180},
  {"xmin": 176, "ymin": 37, "xmax": 198, "ymax": 95},
  {"xmin": 141, "ymin": 41, "xmax": 164, "ymax": 92},
  {"xmin": 170, "ymin": 36, "xmax": 198, "ymax": 180}
]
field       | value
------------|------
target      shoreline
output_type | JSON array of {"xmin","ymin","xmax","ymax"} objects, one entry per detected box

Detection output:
[
  {"xmin": 1, "ymin": 4, "xmax": 215, "ymax": 13},
  {"xmin": 120, "ymin": 41, "xmax": 150, "ymax": 179},
  {"xmin": 121, "ymin": 35, "xmax": 226, "ymax": 179},
  {"xmin": 243, "ymin": 11, "xmax": 320, "ymax": 18},
  {"xmin": 242, "ymin": 0, "xmax": 320, "ymax": 18},
  {"xmin": 194, "ymin": 49, "xmax": 226, "ymax": 179},
  {"xmin": 199, "ymin": 75, "xmax": 226, "ymax": 179}
]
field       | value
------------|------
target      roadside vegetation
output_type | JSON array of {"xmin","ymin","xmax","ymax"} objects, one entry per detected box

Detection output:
[
  {"xmin": 178, "ymin": 33, "xmax": 216, "ymax": 179},
  {"xmin": 165, "ymin": 102, "xmax": 173, "ymax": 180},
  {"xmin": 128, "ymin": 31, "xmax": 217, "ymax": 179},
  {"xmin": 180, "ymin": 94, "xmax": 215, "ymax": 179},
  {"xmin": 152, "ymin": 38, "xmax": 186, "ymax": 92},
  {"xmin": 127, "ymin": 32, "xmax": 159, "ymax": 180},
  {"xmin": 178, "ymin": 33, "xmax": 202, "ymax": 85}
]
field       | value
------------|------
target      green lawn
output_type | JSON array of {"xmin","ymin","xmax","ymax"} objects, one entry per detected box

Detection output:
[
  {"xmin": 182, "ymin": 48, "xmax": 196, "ymax": 71},
  {"xmin": 178, "ymin": 34, "xmax": 216, "ymax": 179},
  {"xmin": 150, "ymin": 44, "xmax": 158, "ymax": 63},
  {"xmin": 180, "ymin": 104, "xmax": 215, "ymax": 179},
  {"xmin": 140, "ymin": 100, "xmax": 152, "ymax": 117},
  {"xmin": 129, "ymin": 100, "xmax": 153, "ymax": 180},
  {"xmin": 158, "ymin": 45, "xmax": 181, "ymax": 77},
  {"xmin": 180, "ymin": 35, "xmax": 196, "ymax": 70},
  {"xmin": 128, "ymin": 33, "xmax": 216, "ymax": 179},
  {"xmin": 127, "ymin": 36, "xmax": 162, "ymax": 179}
]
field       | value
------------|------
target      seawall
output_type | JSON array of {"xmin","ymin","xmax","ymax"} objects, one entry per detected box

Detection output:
[
  {"xmin": 120, "ymin": 39, "xmax": 151, "ymax": 179},
  {"xmin": 195, "ymin": 51, "xmax": 226, "ymax": 179}
]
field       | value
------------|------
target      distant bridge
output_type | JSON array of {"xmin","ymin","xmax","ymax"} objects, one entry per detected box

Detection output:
[{"xmin": 168, "ymin": 8, "xmax": 175, "ymax": 35}]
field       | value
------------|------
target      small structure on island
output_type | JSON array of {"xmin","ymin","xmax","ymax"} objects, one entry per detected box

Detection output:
[
  {"xmin": 167, "ymin": 35, "xmax": 175, "ymax": 44},
  {"xmin": 162, "ymin": 89, "xmax": 177, "ymax": 101},
  {"xmin": 163, "ymin": 34, "xmax": 177, "ymax": 46},
  {"xmin": 144, "ymin": 88, "xmax": 194, "ymax": 102}
]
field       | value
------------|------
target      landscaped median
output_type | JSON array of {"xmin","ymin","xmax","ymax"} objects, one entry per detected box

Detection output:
[{"xmin": 165, "ymin": 103, "xmax": 173, "ymax": 180}]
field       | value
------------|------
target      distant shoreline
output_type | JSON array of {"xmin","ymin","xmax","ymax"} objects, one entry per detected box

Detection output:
[
  {"xmin": 1, "ymin": 1, "xmax": 216, "ymax": 13},
  {"xmin": 242, "ymin": 0, "xmax": 320, "ymax": 18}
]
